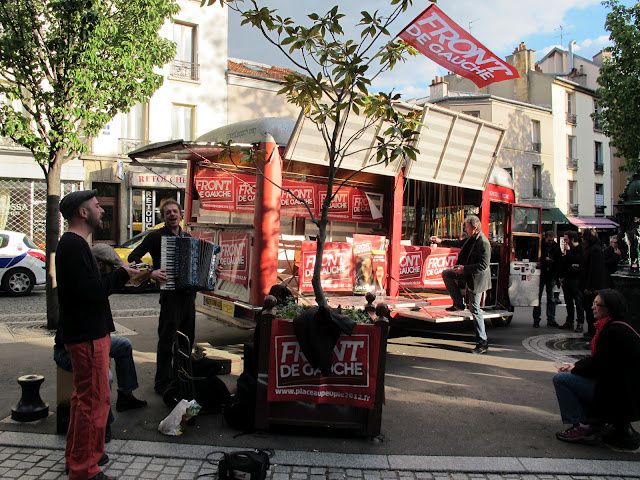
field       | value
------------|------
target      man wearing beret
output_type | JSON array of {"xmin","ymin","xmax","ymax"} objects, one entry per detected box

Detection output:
[{"xmin": 57, "ymin": 189, "xmax": 137, "ymax": 480}]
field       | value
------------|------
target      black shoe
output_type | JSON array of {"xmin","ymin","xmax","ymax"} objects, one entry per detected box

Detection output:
[
  {"xmin": 603, "ymin": 423, "xmax": 640, "ymax": 451},
  {"xmin": 66, "ymin": 453, "xmax": 108, "ymax": 474},
  {"xmin": 547, "ymin": 321, "xmax": 559, "ymax": 328},
  {"xmin": 445, "ymin": 304, "xmax": 465, "ymax": 312},
  {"xmin": 472, "ymin": 342, "xmax": 489, "ymax": 354},
  {"xmin": 105, "ymin": 424, "xmax": 111, "ymax": 443},
  {"xmin": 583, "ymin": 332, "xmax": 594, "ymax": 341},
  {"xmin": 116, "ymin": 391, "xmax": 148, "ymax": 412},
  {"xmin": 533, "ymin": 321, "xmax": 540, "ymax": 328},
  {"xmin": 558, "ymin": 323, "xmax": 573, "ymax": 330}
]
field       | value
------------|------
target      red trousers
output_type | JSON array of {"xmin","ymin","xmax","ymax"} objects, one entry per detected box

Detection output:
[{"xmin": 65, "ymin": 335, "xmax": 111, "ymax": 480}]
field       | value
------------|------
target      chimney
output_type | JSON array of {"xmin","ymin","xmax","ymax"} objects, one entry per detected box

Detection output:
[
  {"xmin": 568, "ymin": 40, "xmax": 576, "ymax": 72},
  {"xmin": 429, "ymin": 76, "xmax": 448, "ymax": 100},
  {"xmin": 592, "ymin": 49, "xmax": 611, "ymax": 66}
]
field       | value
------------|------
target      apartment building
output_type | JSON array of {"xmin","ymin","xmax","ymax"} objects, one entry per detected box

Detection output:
[
  {"xmin": 0, "ymin": 0, "xmax": 228, "ymax": 247},
  {"xmin": 442, "ymin": 42, "xmax": 619, "ymax": 234}
]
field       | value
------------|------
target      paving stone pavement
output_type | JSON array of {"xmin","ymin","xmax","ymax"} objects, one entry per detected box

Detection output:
[{"xmin": 1, "ymin": 431, "xmax": 639, "ymax": 480}]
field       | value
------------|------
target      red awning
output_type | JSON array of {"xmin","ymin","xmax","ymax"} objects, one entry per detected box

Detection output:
[{"xmin": 567, "ymin": 216, "xmax": 618, "ymax": 229}]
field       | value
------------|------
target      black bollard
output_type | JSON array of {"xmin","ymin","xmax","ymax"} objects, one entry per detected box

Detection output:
[{"xmin": 11, "ymin": 374, "xmax": 49, "ymax": 422}]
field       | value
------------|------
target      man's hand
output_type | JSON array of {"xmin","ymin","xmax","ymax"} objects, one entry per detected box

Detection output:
[
  {"xmin": 122, "ymin": 265, "xmax": 140, "ymax": 278},
  {"xmin": 430, "ymin": 235, "xmax": 442, "ymax": 245},
  {"xmin": 150, "ymin": 268, "xmax": 167, "ymax": 283},
  {"xmin": 453, "ymin": 265, "xmax": 464, "ymax": 273}
]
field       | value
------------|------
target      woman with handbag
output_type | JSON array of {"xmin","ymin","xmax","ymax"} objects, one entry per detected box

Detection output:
[{"xmin": 552, "ymin": 288, "xmax": 640, "ymax": 450}]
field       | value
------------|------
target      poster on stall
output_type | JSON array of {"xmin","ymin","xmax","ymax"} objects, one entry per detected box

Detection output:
[
  {"xmin": 398, "ymin": 246, "xmax": 460, "ymax": 289},
  {"xmin": 298, "ymin": 241, "xmax": 353, "ymax": 293},
  {"xmin": 353, "ymin": 234, "xmax": 387, "ymax": 295},
  {"xmin": 217, "ymin": 232, "xmax": 250, "ymax": 287},
  {"xmin": 268, "ymin": 319, "xmax": 380, "ymax": 409}
]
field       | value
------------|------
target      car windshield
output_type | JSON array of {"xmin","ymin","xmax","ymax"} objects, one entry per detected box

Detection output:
[
  {"xmin": 120, "ymin": 231, "xmax": 149, "ymax": 249},
  {"xmin": 22, "ymin": 235, "xmax": 38, "ymax": 249}
]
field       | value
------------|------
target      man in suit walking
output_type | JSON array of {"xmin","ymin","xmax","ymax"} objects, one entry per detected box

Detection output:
[{"xmin": 431, "ymin": 215, "xmax": 492, "ymax": 354}]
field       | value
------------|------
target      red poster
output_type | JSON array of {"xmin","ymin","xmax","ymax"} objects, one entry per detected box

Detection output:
[
  {"xmin": 217, "ymin": 232, "xmax": 250, "ymax": 287},
  {"xmin": 268, "ymin": 320, "xmax": 380, "ymax": 409},
  {"xmin": 399, "ymin": 246, "xmax": 460, "ymax": 289},
  {"xmin": 353, "ymin": 234, "xmax": 387, "ymax": 295},
  {"xmin": 235, "ymin": 176, "xmax": 257, "ymax": 212},
  {"xmin": 281, "ymin": 179, "xmax": 317, "ymax": 216},
  {"xmin": 299, "ymin": 241, "xmax": 353, "ymax": 293},
  {"xmin": 319, "ymin": 188, "xmax": 350, "ymax": 220},
  {"xmin": 193, "ymin": 169, "xmax": 235, "ymax": 210},
  {"xmin": 398, "ymin": 4, "xmax": 519, "ymax": 88}
]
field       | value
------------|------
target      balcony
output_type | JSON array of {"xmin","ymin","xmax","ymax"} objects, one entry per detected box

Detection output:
[
  {"xmin": 595, "ymin": 205, "xmax": 606, "ymax": 216},
  {"xmin": 594, "ymin": 162, "xmax": 604, "ymax": 174},
  {"xmin": 118, "ymin": 138, "xmax": 148, "ymax": 155},
  {"xmin": 567, "ymin": 157, "xmax": 578, "ymax": 170},
  {"xmin": 566, "ymin": 113, "xmax": 577, "ymax": 125},
  {"xmin": 568, "ymin": 203, "xmax": 579, "ymax": 215},
  {"xmin": 171, "ymin": 60, "xmax": 200, "ymax": 81},
  {"xmin": 530, "ymin": 142, "xmax": 541, "ymax": 153},
  {"xmin": 593, "ymin": 119, "xmax": 603, "ymax": 132}
]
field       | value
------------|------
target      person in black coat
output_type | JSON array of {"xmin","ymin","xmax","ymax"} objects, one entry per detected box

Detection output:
[
  {"xmin": 552, "ymin": 289, "xmax": 640, "ymax": 450},
  {"xmin": 580, "ymin": 229, "xmax": 607, "ymax": 340},
  {"xmin": 533, "ymin": 231, "xmax": 562, "ymax": 328},
  {"xmin": 431, "ymin": 215, "xmax": 492, "ymax": 354},
  {"xmin": 603, "ymin": 235, "xmax": 622, "ymax": 287},
  {"xmin": 558, "ymin": 231, "xmax": 584, "ymax": 331}
]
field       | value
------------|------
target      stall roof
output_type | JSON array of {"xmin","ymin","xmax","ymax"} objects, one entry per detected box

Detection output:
[
  {"xmin": 130, "ymin": 106, "xmax": 505, "ymax": 192},
  {"xmin": 542, "ymin": 207, "xmax": 570, "ymax": 224},
  {"xmin": 567, "ymin": 216, "xmax": 619, "ymax": 230}
]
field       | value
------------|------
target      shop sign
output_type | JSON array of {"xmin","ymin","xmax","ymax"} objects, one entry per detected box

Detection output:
[
  {"xmin": 143, "ymin": 191, "xmax": 154, "ymax": 230},
  {"xmin": 194, "ymin": 168, "xmax": 382, "ymax": 222},
  {"xmin": 299, "ymin": 241, "xmax": 353, "ymax": 293},
  {"xmin": 132, "ymin": 173, "xmax": 187, "ymax": 189},
  {"xmin": 268, "ymin": 320, "xmax": 380, "ymax": 409},
  {"xmin": 217, "ymin": 232, "xmax": 250, "ymax": 287},
  {"xmin": 399, "ymin": 245, "xmax": 460, "ymax": 289}
]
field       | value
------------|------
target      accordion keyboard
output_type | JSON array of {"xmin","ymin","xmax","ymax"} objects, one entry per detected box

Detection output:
[{"xmin": 160, "ymin": 236, "xmax": 220, "ymax": 291}]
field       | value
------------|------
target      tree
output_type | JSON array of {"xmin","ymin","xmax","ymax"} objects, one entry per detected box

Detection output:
[
  {"xmin": 0, "ymin": 0, "xmax": 178, "ymax": 328},
  {"xmin": 595, "ymin": 0, "xmax": 640, "ymax": 173},
  {"xmin": 205, "ymin": 0, "xmax": 421, "ymax": 307}
]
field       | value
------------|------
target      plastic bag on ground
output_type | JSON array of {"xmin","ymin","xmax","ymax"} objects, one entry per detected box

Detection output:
[{"xmin": 158, "ymin": 399, "xmax": 201, "ymax": 436}]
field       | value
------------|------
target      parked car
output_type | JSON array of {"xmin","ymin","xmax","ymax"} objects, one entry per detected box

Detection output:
[
  {"xmin": 113, "ymin": 225, "xmax": 162, "ymax": 292},
  {"xmin": 0, "ymin": 230, "xmax": 46, "ymax": 296}
]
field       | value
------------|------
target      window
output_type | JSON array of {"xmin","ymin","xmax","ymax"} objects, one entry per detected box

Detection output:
[
  {"xmin": 463, "ymin": 110, "xmax": 480, "ymax": 118},
  {"xmin": 595, "ymin": 183, "xmax": 605, "ymax": 216},
  {"xmin": 568, "ymin": 181, "xmax": 578, "ymax": 214},
  {"xmin": 171, "ymin": 104, "xmax": 195, "ymax": 140},
  {"xmin": 593, "ymin": 100, "xmax": 602, "ymax": 131},
  {"xmin": 503, "ymin": 167, "xmax": 513, "ymax": 180},
  {"xmin": 531, "ymin": 119, "xmax": 541, "ymax": 152},
  {"xmin": 172, "ymin": 22, "xmax": 199, "ymax": 80},
  {"xmin": 594, "ymin": 141, "xmax": 604, "ymax": 173},
  {"xmin": 119, "ymin": 103, "xmax": 148, "ymax": 154},
  {"xmin": 532, "ymin": 165, "xmax": 542, "ymax": 198},
  {"xmin": 566, "ymin": 92, "xmax": 576, "ymax": 124},
  {"xmin": 567, "ymin": 135, "xmax": 577, "ymax": 169}
]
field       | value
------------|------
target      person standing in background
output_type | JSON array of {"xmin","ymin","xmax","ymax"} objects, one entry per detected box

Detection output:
[
  {"xmin": 559, "ymin": 231, "xmax": 584, "ymax": 332},
  {"xmin": 603, "ymin": 235, "xmax": 622, "ymax": 287},
  {"xmin": 533, "ymin": 231, "xmax": 562, "ymax": 328},
  {"xmin": 580, "ymin": 229, "xmax": 607, "ymax": 341}
]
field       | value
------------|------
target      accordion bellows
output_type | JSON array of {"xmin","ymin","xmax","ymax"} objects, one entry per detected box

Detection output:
[{"xmin": 161, "ymin": 236, "xmax": 220, "ymax": 291}]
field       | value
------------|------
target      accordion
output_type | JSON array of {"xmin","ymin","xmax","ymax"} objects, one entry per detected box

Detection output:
[{"xmin": 160, "ymin": 236, "xmax": 220, "ymax": 291}]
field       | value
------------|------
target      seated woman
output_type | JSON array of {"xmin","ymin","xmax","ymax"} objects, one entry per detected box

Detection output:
[{"xmin": 552, "ymin": 288, "xmax": 640, "ymax": 449}]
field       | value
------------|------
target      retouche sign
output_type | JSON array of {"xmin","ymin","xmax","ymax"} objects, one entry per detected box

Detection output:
[{"xmin": 131, "ymin": 172, "xmax": 187, "ymax": 188}]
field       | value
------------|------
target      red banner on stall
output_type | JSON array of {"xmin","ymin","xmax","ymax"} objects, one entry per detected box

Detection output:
[
  {"xmin": 193, "ymin": 168, "xmax": 382, "ymax": 222},
  {"xmin": 299, "ymin": 241, "xmax": 353, "ymax": 293},
  {"xmin": 398, "ymin": 4, "xmax": 519, "ymax": 88},
  {"xmin": 268, "ymin": 319, "xmax": 380, "ymax": 409},
  {"xmin": 399, "ymin": 246, "xmax": 460, "ymax": 289},
  {"xmin": 217, "ymin": 232, "xmax": 250, "ymax": 287},
  {"xmin": 353, "ymin": 234, "xmax": 387, "ymax": 295}
]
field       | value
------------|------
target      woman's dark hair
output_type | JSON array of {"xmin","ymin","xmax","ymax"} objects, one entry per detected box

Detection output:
[
  {"xmin": 582, "ymin": 229, "xmax": 600, "ymax": 247},
  {"xmin": 566, "ymin": 230, "xmax": 579, "ymax": 243},
  {"xmin": 596, "ymin": 288, "xmax": 627, "ymax": 321}
]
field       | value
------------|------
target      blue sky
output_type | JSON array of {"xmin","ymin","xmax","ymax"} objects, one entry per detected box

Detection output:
[{"xmin": 228, "ymin": 0, "xmax": 635, "ymax": 99}]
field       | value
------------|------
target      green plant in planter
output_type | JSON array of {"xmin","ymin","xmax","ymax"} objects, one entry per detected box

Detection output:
[{"xmin": 276, "ymin": 302, "xmax": 371, "ymax": 324}]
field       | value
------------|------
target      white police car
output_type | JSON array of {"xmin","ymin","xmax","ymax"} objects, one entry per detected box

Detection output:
[{"xmin": 0, "ymin": 230, "xmax": 46, "ymax": 296}]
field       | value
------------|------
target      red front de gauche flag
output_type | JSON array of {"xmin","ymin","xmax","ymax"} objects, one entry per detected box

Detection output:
[{"xmin": 398, "ymin": 4, "xmax": 519, "ymax": 88}]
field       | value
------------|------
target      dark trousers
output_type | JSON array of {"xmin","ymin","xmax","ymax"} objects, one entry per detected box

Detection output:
[
  {"xmin": 533, "ymin": 275, "xmax": 556, "ymax": 324},
  {"xmin": 562, "ymin": 278, "xmax": 584, "ymax": 326},
  {"xmin": 583, "ymin": 291, "xmax": 597, "ymax": 336},
  {"xmin": 155, "ymin": 291, "xmax": 196, "ymax": 393}
]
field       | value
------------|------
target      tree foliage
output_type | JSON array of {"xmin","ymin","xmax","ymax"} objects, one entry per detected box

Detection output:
[
  {"xmin": 0, "ymin": 0, "xmax": 179, "ymax": 327},
  {"xmin": 595, "ymin": 0, "xmax": 640, "ymax": 172},
  {"xmin": 204, "ymin": 0, "xmax": 421, "ymax": 306}
]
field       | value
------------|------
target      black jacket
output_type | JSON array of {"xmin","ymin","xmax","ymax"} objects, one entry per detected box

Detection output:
[
  {"xmin": 561, "ymin": 243, "xmax": 584, "ymax": 280},
  {"xmin": 572, "ymin": 320, "xmax": 640, "ymax": 423},
  {"xmin": 443, "ymin": 231, "xmax": 491, "ymax": 293},
  {"xmin": 580, "ymin": 243, "xmax": 606, "ymax": 292},
  {"xmin": 128, "ymin": 225, "xmax": 190, "ymax": 269},
  {"xmin": 56, "ymin": 232, "xmax": 129, "ymax": 344},
  {"xmin": 541, "ymin": 240, "xmax": 562, "ymax": 279}
]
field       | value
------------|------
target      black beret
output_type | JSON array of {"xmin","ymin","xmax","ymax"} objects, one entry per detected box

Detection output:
[{"xmin": 59, "ymin": 189, "xmax": 98, "ymax": 220}]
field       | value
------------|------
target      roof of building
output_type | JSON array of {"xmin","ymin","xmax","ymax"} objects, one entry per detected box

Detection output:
[
  {"xmin": 413, "ymin": 92, "xmax": 552, "ymax": 113},
  {"xmin": 227, "ymin": 58, "xmax": 298, "ymax": 83},
  {"xmin": 537, "ymin": 47, "xmax": 600, "ymax": 68}
]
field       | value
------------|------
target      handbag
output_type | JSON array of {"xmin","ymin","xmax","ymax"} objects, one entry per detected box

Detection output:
[{"xmin": 218, "ymin": 449, "xmax": 271, "ymax": 480}]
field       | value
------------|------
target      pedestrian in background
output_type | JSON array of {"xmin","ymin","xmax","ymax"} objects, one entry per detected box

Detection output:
[
  {"xmin": 580, "ymin": 229, "xmax": 606, "ymax": 341},
  {"xmin": 56, "ymin": 190, "xmax": 136, "ymax": 480},
  {"xmin": 603, "ymin": 235, "xmax": 622, "ymax": 286},
  {"xmin": 533, "ymin": 231, "xmax": 562, "ymax": 328},
  {"xmin": 559, "ymin": 231, "xmax": 584, "ymax": 332}
]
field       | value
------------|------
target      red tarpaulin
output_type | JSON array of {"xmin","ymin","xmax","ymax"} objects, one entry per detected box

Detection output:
[
  {"xmin": 299, "ymin": 241, "xmax": 353, "ymax": 293},
  {"xmin": 398, "ymin": 4, "xmax": 519, "ymax": 88},
  {"xmin": 217, "ymin": 231, "xmax": 250, "ymax": 287},
  {"xmin": 399, "ymin": 246, "xmax": 460, "ymax": 289},
  {"xmin": 268, "ymin": 319, "xmax": 380, "ymax": 409}
]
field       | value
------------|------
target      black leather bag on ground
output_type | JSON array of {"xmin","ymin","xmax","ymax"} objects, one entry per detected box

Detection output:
[{"xmin": 218, "ymin": 449, "xmax": 270, "ymax": 480}]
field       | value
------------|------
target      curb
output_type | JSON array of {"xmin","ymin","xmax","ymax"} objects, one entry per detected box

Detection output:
[{"xmin": 1, "ymin": 431, "xmax": 639, "ymax": 476}]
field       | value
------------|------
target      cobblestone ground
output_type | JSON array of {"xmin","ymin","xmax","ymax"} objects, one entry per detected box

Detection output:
[{"xmin": 0, "ymin": 446, "xmax": 637, "ymax": 480}]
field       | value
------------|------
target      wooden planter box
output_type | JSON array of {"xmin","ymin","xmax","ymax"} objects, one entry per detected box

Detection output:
[{"xmin": 254, "ymin": 314, "xmax": 389, "ymax": 437}]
